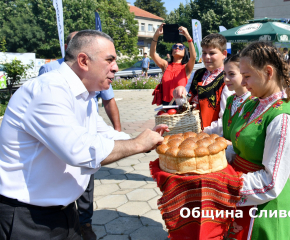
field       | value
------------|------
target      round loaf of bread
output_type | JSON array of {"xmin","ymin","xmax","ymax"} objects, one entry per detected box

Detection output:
[{"xmin": 156, "ymin": 132, "xmax": 228, "ymax": 174}]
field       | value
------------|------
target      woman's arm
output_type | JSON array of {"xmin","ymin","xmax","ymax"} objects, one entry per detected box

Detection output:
[
  {"xmin": 178, "ymin": 26, "xmax": 196, "ymax": 78},
  {"xmin": 150, "ymin": 23, "xmax": 168, "ymax": 72}
]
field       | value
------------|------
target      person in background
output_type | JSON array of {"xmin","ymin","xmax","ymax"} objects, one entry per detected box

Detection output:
[
  {"xmin": 141, "ymin": 52, "xmax": 150, "ymax": 77},
  {"xmin": 282, "ymin": 47, "xmax": 288, "ymax": 62},
  {"xmin": 150, "ymin": 23, "xmax": 196, "ymax": 105},
  {"xmin": 173, "ymin": 33, "xmax": 234, "ymax": 135},
  {"xmin": 38, "ymin": 31, "xmax": 121, "ymax": 240},
  {"xmin": 165, "ymin": 53, "xmax": 171, "ymax": 62},
  {"xmin": 0, "ymin": 30, "xmax": 168, "ymax": 240}
]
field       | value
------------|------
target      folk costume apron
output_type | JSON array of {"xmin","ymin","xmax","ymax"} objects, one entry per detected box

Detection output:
[
  {"xmin": 189, "ymin": 68, "xmax": 225, "ymax": 129},
  {"xmin": 226, "ymin": 98, "xmax": 290, "ymax": 240}
]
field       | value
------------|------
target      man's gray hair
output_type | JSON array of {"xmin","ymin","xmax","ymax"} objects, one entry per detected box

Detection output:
[{"xmin": 65, "ymin": 30, "xmax": 113, "ymax": 62}]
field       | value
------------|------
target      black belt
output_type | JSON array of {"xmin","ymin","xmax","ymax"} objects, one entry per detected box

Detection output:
[{"xmin": 0, "ymin": 194, "xmax": 68, "ymax": 210}]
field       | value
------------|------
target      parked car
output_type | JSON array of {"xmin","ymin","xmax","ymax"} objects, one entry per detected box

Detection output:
[{"xmin": 115, "ymin": 59, "xmax": 162, "ymax": 78}]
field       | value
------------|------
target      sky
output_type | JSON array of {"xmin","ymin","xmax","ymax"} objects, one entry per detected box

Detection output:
[{"xmin": 127, "ymin": 0, "xmax": 188, "ymax": 14}]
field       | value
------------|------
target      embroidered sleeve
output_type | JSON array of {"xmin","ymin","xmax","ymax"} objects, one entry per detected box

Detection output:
[{"xmin": 237, "ymin": 114, "xmax": 290, "ymax": 206}]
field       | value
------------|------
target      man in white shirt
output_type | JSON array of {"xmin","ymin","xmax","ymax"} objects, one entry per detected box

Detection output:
[{"xmin": 0, "ymin": 30, "xmax": 166, "ymax": 240}]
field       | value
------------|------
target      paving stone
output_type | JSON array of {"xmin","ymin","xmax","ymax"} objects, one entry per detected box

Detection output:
[
  {"xmin": 96, "ymin": 195, "xmax": 127, "ymax": 209},
  {"xmin": 94, "ymin": 170, "xmax": 110, "ymax": 179},
  {"xmin": 109, "ymin": 166, "xmax": 134, "ymax": 175},
  {"xmin": 138, "ymin": 156, "xmax": 157, "ymax": 162},
  {"xmin": 91, "ymin": 225, "xmax": 106, "ymax": 240},
  {"xmin": 100, "ymin": 235, "xmax": 129, "ymax": 240},
  {"xmin": 148, "ymin": 196, "xmax": 160, "ymax": 210},
  {"xmin": 119, "ymin": 180, "xmax": 147, "ymax": 189},
  {"xmin": 105, "ymin": 162, "xmax": 118, "ymax": 168},
  {"xmin": 105, "ymin": 217, "xmax": 143, "ymax": 235},
  {"xmin": 100, "ymin": 174, "xmax": 127, "ymax": 184},
  {"xmin": 140, "ymin": 210, "xmax": 165, "ymax": 226},
  {"xmin": 145, "ymin": 177, "xmax": 155, "ymax": 183},
  {"xmin": 117, "ymin": 202, "xmax": 151, "ymax": 217},
  {"xmin": 130, "ymin": 226, "xmax": 169, "ymax": 240},
  {"xmin": 92, "ymin": 209, "xmax": 119, "ymax": 225},
  {"xmin": 132, "ymin": 163, "xmax": 150, "ymax": 171},
  {"xmin": 94, "ymin": 184, "xmax": 119, "ymax": 196},
  {"xmin": 154, "ymin": 187, "xmax": 163, "ymax": 195},
  {"xmin": 142, "ymin": 183, "xmax": 157, "ymax": 189},
  {"xmin": 112, "ymin": 189, "xmax": 133, "ymax": 195},
  {"xmin": 117, "ymin": 159, "xmax": 141, "ymax": 167},
  {"xmin": 127, "ymin": 189, "xmax": 157, "ymax": 201},
  {"xmin": 125, "ymin": 153, "xmax": 146, "ymax": 159},
  {"xmin": 126, "ymin": 170, "xmax": 151, "ymax": 180},
  {"xmin": 94, "ymin": 179, "xmax": 101, "ymax": 186}
]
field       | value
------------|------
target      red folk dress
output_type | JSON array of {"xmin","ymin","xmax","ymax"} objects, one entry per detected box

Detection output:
[{"xmin": 162, "ymin": 62, "xmax": 188, "ymax": 102}]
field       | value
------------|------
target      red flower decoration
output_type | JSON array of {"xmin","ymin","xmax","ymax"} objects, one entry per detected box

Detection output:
[
  {"xmin": 228, "ymin": 103, "xmax": 232, "ymax": 110},
  {"xmin": 272, "ymin": 100, "xmax": 283, "ymax": 109},
  {"xmin": 243, "ymin": 112, "xmax": 250, "ymax": 119},
  {"xmin": 227, "ymin": 119, "xmax": 232, "ymax": 127}
]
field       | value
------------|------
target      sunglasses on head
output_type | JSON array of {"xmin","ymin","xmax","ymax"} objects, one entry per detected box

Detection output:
[{"xmin": 172, "ymin": 44, "xmax": 185, "ymax": 50}]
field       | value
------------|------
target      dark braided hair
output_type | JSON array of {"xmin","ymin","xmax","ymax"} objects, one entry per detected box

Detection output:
[
  {"xmin": 240, "ymin": 41, "xmax": 290, "ymax": 102},
  {"xmin": 224, "ymin": 54, "xmax": 240, "ymax": 66}
]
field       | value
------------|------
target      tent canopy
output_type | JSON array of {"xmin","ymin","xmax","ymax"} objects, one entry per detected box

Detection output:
[{"xmin": 220, "ymin": 18, "xmax": 290, "ymax": 43}]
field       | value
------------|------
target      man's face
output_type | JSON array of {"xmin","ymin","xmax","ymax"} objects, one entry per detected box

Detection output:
[
  {"xmin": 202, "ymin": 46, "xmax": 227, "ymax": 72},
  {"xmin": 144, "ymin": 54, "xmax": 147, "ymax": 58},
  {"xmin": 84, "ymin": 38, "xmax": 118, "ymax": 92}
]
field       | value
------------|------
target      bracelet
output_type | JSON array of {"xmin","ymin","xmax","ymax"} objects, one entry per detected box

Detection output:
[
  {"xmin": 187, "ymin": 38, "xmax": 193, "ymax": 43},
  {"xmin": 152, "ymin": 39, "xmax": 158, "ymax": 42}
]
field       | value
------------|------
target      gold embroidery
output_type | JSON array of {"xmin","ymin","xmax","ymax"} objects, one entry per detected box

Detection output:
[
  {"xmin": 198, "ymin": 74, "xmax": 223, "ymax": 95},
  {"xmin": 209, "ymin": 95, "xmax": 216, "ymax": 106}
]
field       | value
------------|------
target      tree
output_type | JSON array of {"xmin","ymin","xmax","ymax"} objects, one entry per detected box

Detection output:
[
  {"xmin": 166, "ymin": 0, "xmax": 254, "ymax": 38},
  {"xmin": 134, "ymin": 0, "xmax": 167, "ymax": 19},
  {"xmin": 0, "ymin": 0, "xmax": 139, "ymax": 58}
]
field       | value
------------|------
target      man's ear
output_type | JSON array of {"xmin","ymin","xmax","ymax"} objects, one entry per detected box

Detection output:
[
  {"xmin": 77, "ymin": 53, "xmax": 89, "ymax": 72},
  {"xmin": 64, "ymin": 44, "xmax": 68, "ymax": 51}
]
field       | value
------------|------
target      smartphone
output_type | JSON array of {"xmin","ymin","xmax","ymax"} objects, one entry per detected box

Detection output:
[{"xmin": 163, "ymin": 24, "xmax": 180, "ymax": 43}]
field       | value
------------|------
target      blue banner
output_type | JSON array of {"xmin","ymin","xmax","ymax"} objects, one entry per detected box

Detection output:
[{"xmin": 95, "ymin": 12, "xmax": 102, "ymax": 31}]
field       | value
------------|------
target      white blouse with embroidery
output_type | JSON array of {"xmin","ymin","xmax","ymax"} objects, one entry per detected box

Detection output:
[
  {"xmin": 231, "ymin": 92, "xmax": 251, "ymax": 117},
  {"xmin": 236, "ymin": 91, "xmax": 290, "ymax": 207}
]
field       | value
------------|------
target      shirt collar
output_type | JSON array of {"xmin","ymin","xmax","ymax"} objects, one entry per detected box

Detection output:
[
  {"xmin": 58, "ymin": 62, "xmax": 92, "ymax": 100},
  {"xmin": 205, "ymin": 66, "xmax": 224, "ymax": 76},
  {"xmin": 259, "ymin": 90, "xmax": 287, "ymax": 106}
]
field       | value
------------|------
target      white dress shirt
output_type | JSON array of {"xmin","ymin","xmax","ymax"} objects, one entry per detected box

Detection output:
[{"xmin": 0, "ymin": 62, "xmax": 130, "ymax": 207}]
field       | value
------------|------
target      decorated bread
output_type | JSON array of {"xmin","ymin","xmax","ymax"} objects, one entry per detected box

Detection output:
[{"xmin": 156, "ymin": 132, "xmax": 228, "ymax": 174}]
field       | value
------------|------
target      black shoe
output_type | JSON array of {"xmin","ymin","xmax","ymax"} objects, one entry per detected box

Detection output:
[{"xmin": 80, "ymin": 223, "xmax": 97, "ymax": 240}]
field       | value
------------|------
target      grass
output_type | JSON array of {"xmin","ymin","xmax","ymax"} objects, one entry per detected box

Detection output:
[{"xmin": 112, "ymin": 75, "xmax": 161, "ymax": 90}]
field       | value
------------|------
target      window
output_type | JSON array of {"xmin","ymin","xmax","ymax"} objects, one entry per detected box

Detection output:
[
  {"xmin": 148, "ymin": 24, "xmax": 153, "ymax": 32},
  {"xmin": 157, "ymin": 25, "xmax": 160, "ymax": 29},
  {"xmin": 138, "ymin": 48, "xmax": 143, "ymax": 56},
  {"xmin": 141, "ymin": 23, "xmax": 145, "ymax": 31}
]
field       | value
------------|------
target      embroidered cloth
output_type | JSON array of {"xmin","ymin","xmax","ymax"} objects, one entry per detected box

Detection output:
[{"xmin": 150, "ymin": 159, "xmax": 243, "ymax": 240}]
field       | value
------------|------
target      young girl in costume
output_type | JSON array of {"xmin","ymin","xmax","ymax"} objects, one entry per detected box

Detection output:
[
  {"xmin": 226, "ymin": 42, "xmax": 290, "ymax": 240},
  {"xmin": 222, "ymin": 54, "xmax": 251, "ymax": 140}
]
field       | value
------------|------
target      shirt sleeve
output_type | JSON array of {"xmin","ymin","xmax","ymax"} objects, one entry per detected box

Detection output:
[
  {"xmin": 21, "ymin": 84, "xmax": 129, "ymax": 170},
  {"xmin": 237, "ymin": 114, "xmax": 290, "ymax": 206},
  {"xmin": 204, "ymin": 86, "xmax": 234, "ymax": 136},
  {"xmin": 38, "ymin": 65, "xmax": 47, "ymax": 76},
  {"xmin": 185, "ymin": 71, "xmax": 196, "ymax": 93},
  {"xmin": 99, "ymin": 85, "xmax": 114, "ymax": 100}
]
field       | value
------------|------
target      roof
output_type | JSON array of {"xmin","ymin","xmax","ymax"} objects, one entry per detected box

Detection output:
[{"xmin": 129, "ymin": 5, "xmax": 164, "ymax": 21}]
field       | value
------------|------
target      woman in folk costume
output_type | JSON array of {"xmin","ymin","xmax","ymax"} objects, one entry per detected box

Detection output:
[{"xmin": 226, "ymin": 42, "xmax": 290, "ymax": 240}]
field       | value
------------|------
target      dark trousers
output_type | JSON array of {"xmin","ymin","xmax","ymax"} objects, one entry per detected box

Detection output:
[
  {"xmin": 0, "ymin": 196, "xmax": 81, "ymax": 240},
  {"xmin": 76, "ymin": 174, "xmax": 94, "ymax": 225}
]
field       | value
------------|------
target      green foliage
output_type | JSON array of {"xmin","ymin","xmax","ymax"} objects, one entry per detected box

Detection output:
[
  {"xmin": 117, "ymin": 56, "xmax": 143, "ymax": 70},
  {"xmin": 3, "ymin": 59, "xmax": 34, "ymax": 96},
  {"xmin": 112, "ymin": 75, "xmax": 161, "ymax": 89},
  {"xmin": 0, "ymin": 0, "xmax": 139, "ymax": 58},
  {"xmin": 134, "ymin": 0, "xmax": 167, "ymax": 19},
  {"xmin": 0, "ymin": 91, "xmax": 9, "ymax": 116},
  {"xmin": 0, "ymin": 102, "xmax": 8, "ymax": 116},
  {"xmin": 166, "ymin": 0, "xmax": 254, "ymax": 38}
]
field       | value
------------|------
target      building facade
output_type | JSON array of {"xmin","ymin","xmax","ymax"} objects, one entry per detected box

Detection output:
[
  {"xmin": 254, "ymin": 0, "xmax": 290, "ymax": 19},
  {"xmin": 129, "ymin": 4, "xmax": 164, "ymax": 56}
]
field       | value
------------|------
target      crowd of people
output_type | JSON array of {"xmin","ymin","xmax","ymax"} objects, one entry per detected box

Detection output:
[{"xmin": 0, "ymin": 23, "xmax": 290, "ymax": 240}]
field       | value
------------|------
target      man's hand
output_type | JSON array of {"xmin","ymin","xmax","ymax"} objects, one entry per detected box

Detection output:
[
  {"xmin": 134, "ymin": 129, "xmax": 164, "ymax": 152},
  {"xmin": 173, "ymin": 86, "xmax": 187, "ymax": 99},
  {"xmin": 153, "ymin": 124, "xmax": 169, "ymax": 136}
]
